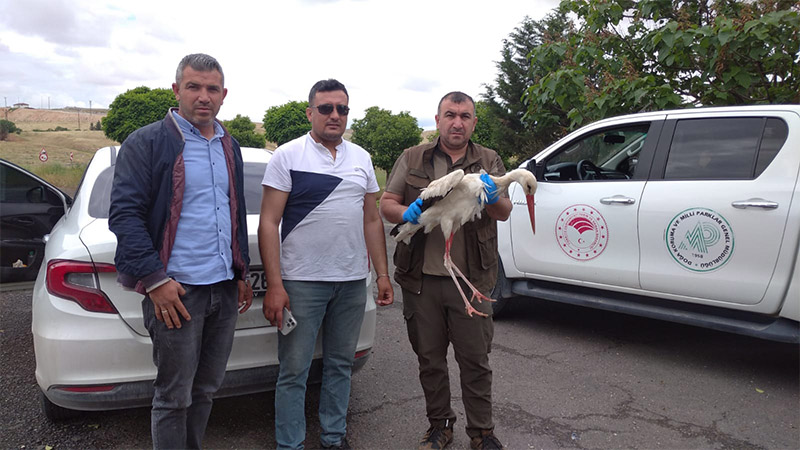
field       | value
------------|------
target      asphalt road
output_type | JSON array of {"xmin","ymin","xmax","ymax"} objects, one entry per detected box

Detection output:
[{"xmin": 2, "ymin": 228, "xmax": 798, "ymax": 449}]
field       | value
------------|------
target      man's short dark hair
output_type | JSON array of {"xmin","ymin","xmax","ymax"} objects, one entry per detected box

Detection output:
[
  {"xmin": 437, "ymin": 91, "xmax": 475, "ymax": 115},
  {"xmin": 309, "ymin": 79, "xmax": 349, "ymax": 104},
  {"xmin": 176, "ymin": 53, "xmax": 224, "ymax": 86}
]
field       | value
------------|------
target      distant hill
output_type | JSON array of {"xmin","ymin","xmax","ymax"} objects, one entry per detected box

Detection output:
[{"xmin": 2, "ymin": 107, "xmax": 107, "ymax": 124}]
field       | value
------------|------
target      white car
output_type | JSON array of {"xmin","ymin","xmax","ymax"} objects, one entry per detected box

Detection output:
[
  {"xmin": 32, "ymin": 146, "xmax": 377, "ymax": 420},
  {"xmin": 495, "ymin": 105, "xmax": 800, "ymax": 343}
]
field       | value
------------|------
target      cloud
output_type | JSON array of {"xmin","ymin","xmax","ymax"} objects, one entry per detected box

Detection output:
[
  {"xmin": 1, "ymin": 0, "xmax": 562, "ymax": 126},
  {"xmin": 0, "ymin": 0, "xmax": 114, "ymax": 47},
  {"xmin": 401, "ymin": 77, "xmax": 439, "ymax": 93}
]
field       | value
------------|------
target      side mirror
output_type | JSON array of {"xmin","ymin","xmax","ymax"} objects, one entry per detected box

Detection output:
[
  {"xmin": 26, "ymin": 186, "xmax": 45, "ymax": 203},
  {"xmin": 525, "ymin": 159, "xmax": 545, "ymax": 180}
]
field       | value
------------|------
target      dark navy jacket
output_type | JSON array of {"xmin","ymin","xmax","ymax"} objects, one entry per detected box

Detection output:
[{"xmin": 109, "ymin": 109, "xmax": 249, "ymax": 294}]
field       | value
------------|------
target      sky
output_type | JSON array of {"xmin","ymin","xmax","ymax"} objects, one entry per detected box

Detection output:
[{"xmin": 0, "ymin": 0, "xmax": 559, "ymax": 130}]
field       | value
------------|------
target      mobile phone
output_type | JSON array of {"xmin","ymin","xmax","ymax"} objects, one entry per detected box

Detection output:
[{"xmin": 281, "ymin": 307, "xmax": 297, "ymax": 335}]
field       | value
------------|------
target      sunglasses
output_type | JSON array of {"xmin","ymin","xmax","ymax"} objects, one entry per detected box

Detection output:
[{"xmin": 312, "ymin": 104, "xmax": 350, "ymax": 115}]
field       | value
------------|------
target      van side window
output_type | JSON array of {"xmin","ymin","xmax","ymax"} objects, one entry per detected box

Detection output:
[
  {"xmin": 755, "ymin": 118, "xmax": 789, "ymax": 176},
  {"xmin": 543, "ymin": 124, "xmax": 649, "ymax": 181},
  {"xmin": 664, "ymin": 117, "xmax": 788, "ymax": 180}
]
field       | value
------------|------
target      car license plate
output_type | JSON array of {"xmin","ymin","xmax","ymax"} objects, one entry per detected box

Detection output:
[{"xmin": 249, "ymin": 268, "xmax": 267, "ymax": 297}]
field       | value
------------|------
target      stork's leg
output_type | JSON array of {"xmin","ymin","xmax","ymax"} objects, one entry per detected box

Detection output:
[
  {"xmin": 445, "ymin": 249, "xmax": 495, "ymax": 305},
  {"xmin": 443, "ymin": 233, "xmax": 490, "ymax": 318}
]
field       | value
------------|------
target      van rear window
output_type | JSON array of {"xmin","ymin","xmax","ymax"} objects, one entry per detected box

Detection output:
[{"xmin": 664, "ymin": 117, "xmax": 788, "ymax": 180}]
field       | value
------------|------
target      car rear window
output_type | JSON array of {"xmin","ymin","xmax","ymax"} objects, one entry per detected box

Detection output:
[
  {"xmin": 88, "ymin": 166, "xmax": 115, "ymax": 218},
  {"xmin": 663, "ymin": 117, "xmax": 788, "ymax": 180},
  {"xmin": 243, "ymin": 163, "xmax": 267, "ymax": 214},
  {"xmin": 89, "ymin": 162, "xmax": 268, "ymax": 218}
]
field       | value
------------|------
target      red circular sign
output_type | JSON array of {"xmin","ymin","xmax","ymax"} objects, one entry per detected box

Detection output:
[{"xmin": 555, "ymin": 204, "xmax": 608, "ymax": 261}]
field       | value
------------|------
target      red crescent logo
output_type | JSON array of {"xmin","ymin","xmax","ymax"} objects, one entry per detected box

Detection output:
[{"xmin": 555, "ymin": 205, "xmax": 609, "ymax": 261}]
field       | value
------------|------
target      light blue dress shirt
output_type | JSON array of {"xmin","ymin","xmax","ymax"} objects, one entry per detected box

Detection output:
[{"xmin": 166, "ymin": 111, "xmax": 234, "ymax": 285}]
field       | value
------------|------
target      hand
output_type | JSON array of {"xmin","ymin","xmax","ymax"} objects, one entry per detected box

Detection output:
[
  {"xmin": 150, "ymin": 280, "xmax": 190, "ymax": 329},
  {"xmin": 402, "ymin": 198, "xmax": 423, "ymax": 224},
  {"xmin": 262, "ymin": 284, "xmax": 290, "ymax": 330},
  {"xmin": 375, "ymin": 276, "xmax": 394, "ymax": 306},
  {"xmin": 480, "ymin": 173, "xmax": 499, "ymax": 205},
  {"xmin": 237, "ymin": 279, "xmax": 253, "ymax": 313}
]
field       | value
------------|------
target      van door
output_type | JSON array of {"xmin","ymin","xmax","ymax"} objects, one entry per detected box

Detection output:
[
  {"xmin": 639, "ymin": 110, "xmax": 800, "ymax": 312},
  {"xmin": 509, "ymin": 119, "xmax": 663, "ymax": 288}
]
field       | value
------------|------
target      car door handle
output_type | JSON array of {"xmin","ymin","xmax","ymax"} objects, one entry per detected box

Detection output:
[
  {"xmin": 731, "ymin": 199, "xmax": 779, "ymax": 210},
  {"xmin": 600, "ymin": 196, "xmax": 636, "ymax": 205}
]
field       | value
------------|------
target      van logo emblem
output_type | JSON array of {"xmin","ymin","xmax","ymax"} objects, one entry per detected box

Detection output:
[
  {"xmin": 556, "ymin": 205, "xmax": 608, "ymax": 261},
  {"xmin": 666, "ymin": 207, "xmax": 734, "ymax": 272}
]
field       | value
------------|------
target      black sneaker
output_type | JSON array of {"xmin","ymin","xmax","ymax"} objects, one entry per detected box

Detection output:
[
  {"xmin": 321, "ymin": 437, "xmax": 351, "ymax": 450},
  {"xmin": 470, "ymin": 431, "xmax": 503, "ymax": 450},
  {"xmin": 418, "ymin": 424, "xmax": 453, "ymax": 450}
]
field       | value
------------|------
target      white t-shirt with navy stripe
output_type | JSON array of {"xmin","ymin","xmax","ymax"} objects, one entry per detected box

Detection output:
[{"xmin": 261, "ymin": 133, "xmax": 380, "ymax": 282}]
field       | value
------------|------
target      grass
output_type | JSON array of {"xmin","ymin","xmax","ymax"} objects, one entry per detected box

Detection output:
[
  {"xmin": 26, "ymin": 163, "xmax": 87, "ymax": 196},
  {"xmin": 0, "ymin": 129, "xmax": 118, "ymax": 165},
  {"xmin": 375, "ymin": 168, "xmax": 387, "ymax": 190},
  {"xmin": 0, "ymin": 128, "xmax": 118, "ymax": 194}
]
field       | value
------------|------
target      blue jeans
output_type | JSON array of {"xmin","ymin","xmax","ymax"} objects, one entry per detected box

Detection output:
[
  {"xmin": 275, "ymin": 279, "xmax": 367, "ymax": 450},
  {"xmin": 142, "ymin": 280, "xmax": 239, "ymax": 449}
]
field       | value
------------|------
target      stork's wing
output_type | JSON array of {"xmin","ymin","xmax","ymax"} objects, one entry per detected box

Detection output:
[
  {"xmin": 417, "ymin": 169, "xmax": 465, "ymax": 213},
  {"xmin": 391, "ymin": 169, "xmax": 466, "ymax": 238},
  {"xmin": 420, "ymin": 169, "xmax": 465, "ymax": 200}
]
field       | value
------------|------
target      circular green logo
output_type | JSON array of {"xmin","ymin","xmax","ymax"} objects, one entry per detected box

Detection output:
[{"xmin": 665, "ymin": 207, "xmax": 734, "ymax": 272}]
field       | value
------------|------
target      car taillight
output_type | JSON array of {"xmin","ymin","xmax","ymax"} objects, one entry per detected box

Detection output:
[{"xmin": 46, "ymin": 259, "xmax": 118, "ymax": 314}]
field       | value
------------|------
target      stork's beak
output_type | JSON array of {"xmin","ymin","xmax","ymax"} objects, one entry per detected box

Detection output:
[{"xmin": 526, "ymin": 194, "xmax": 536, "ymax": 235}]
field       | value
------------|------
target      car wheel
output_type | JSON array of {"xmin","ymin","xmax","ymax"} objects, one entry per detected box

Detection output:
[
  {"xmin": 491, "ymin": 261, "xmax": 512, "ymax": 317},
  {"xmin": 41, "ymin": 391, "xmax": 78, "ymax": 421}
]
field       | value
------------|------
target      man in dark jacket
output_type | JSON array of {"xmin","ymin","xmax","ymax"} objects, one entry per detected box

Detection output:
[
  {"xmin": 109, "ymin": 53, "xmax": 252, "ymax": 449},
  {"xmin": 380, "ymin": 92, "xmax": 510, "ymax": 450}
]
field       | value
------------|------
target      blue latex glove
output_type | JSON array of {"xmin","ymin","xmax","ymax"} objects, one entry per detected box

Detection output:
[
  {"xmin": 480, "ymin": 173, "xmax": 499, "ymax": 205},
  {"xmin": 403, "ymin": 198, "xmax": 423, "ymax": 224}
]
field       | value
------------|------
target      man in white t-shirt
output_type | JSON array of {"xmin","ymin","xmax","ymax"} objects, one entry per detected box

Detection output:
[{"xmin": 258, "ymin": 79, "xmax": 394, "ymax": 450}]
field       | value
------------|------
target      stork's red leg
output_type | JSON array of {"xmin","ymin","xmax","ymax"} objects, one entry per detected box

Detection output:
[
  {"xmin": 447, "ymin": 258, "xmax": 495, "ymax": 305},
  {"xmin": 443, "ymin": 233, "xmax": 489, "ymax": 318}
]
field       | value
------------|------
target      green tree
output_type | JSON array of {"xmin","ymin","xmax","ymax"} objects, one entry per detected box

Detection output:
[
  {"xmin": 223, "ymin": 114, "xmax": 266, "ymax": 148},
  {"xmin": 0, "ymin": 119, "xmax": 21, "ymax": 140},
  {"xmin": 483, "ymin": 1, "xmax": 799, "ymax": 162},
  {"xmin": 262, "ymin": 101, "xmax": 311, "ymax": 146},
  {"xmin": 471, "ymin": 100, "xmax": 505, "ymax": 164},
  {"xmin": 102, "ymin": 86, "xmax": 177, "ymax": 143},
  {"xmin": 483, "ymin": 12, "xmax": 573, "ymax": 163},
  {"xmin": 350, "ymin": 106, "xmax": 422, "ymax": 173},
  {"xmin": 523, "ymin": 0, "xmax": 799, "ymax": 135}
]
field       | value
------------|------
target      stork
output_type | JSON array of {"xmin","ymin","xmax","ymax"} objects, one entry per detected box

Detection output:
[{"xmin": 392, "ymin": 168, "xmax": 537, "ymax": 317}]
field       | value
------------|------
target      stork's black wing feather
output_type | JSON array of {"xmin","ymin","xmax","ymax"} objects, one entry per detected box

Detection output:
[
  {"xmin": 393, "ymin": 169, "xmax": 463, "ymax": 230},
  {"xmin": 392, "ymin": 186, "xmax": 454, "ymax": 232},
  {"xmin": 420, "ymin": 195, "xmax": 444, "ymax": 212}
]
